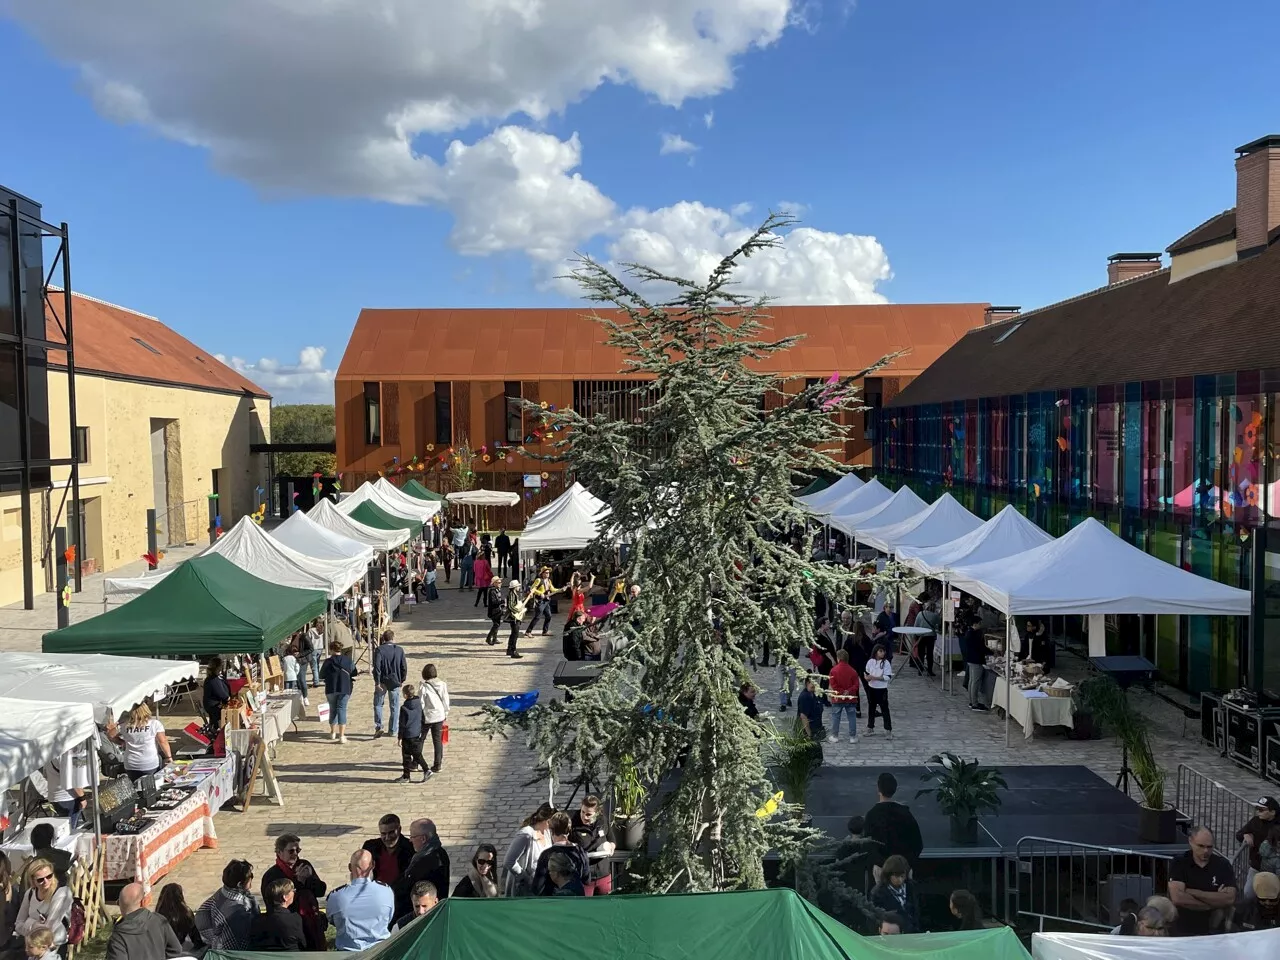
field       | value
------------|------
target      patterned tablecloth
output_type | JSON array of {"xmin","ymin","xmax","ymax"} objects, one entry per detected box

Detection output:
[{"xmin": 102, "ymin": 755, "xmax": 237, "ymax": 901}]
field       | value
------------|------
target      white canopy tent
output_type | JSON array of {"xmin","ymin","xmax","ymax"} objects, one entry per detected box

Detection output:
[
  {"xmin": 373, "ymin": 478, "xmax": 443, "ymax": 521},
  {"xmin": 520, "ymin": 482, "xmax": 612, "ymax": 553},
  {"xmin": 856, "ymin": 492, "xmax": 983, "ymax": 555},
  {"xmin": 209, "ymin": 517, "xmax": 368, "ymax": 599},
  {"xmin": 797, "ymin": 473, "xmax": 865, "ymax": 512},
  {"xmin": 0, "ymin": 699, "xmax": 98, "ymax": 795},
  {"xmin": 948, "ymin": 517, "xmax": 1251, "ymax": 744},
  {"xmin": 1032, "ymin": 926, "xmax": 1279, "ymax": 960},
  {"xmin": 446, "ymin": 488, "xmax": 521, "ymax": 506},
  {"xmin": 0, "ymin": 654, "xmax": 200, "ymax": 724},
  {"xmin": 810, "ymin": 476, "xmax": 891, "ymax": 520},
  {"xmin": 310, "ymin": 497, "xmax": 408, "ymax": 551},
  {"xmin": 830, "ymin": 485, "xmax": 928, "ymax": 539},
  {"xmin": 104, "ymin": 565, "xmax": 179, "ymax": 601},
  {"xmin": 272, "ymin": 509, "xmax": 376, "ymax": 566},
  {"xmin": 341, "ymin": 481, "xmax": 438, "ymax": 523},
  {"xmin": 896, "ymin": 504, "xmax": 1055, "ymax": 578}
]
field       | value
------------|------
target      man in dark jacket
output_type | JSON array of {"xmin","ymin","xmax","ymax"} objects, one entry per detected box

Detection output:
[
  {"xmin": 532, "ymin": 812, "xmax": 591, "ymax": 895},
  {"xmin": 395, "ymin": 819, "xmax": 450, "ymax": 919},
  {"xmin": 372, "ymin": 630, "xmax": 408, "ymax": 738},
  {"xmin": 961, "ymin": 618, "xmax": 989, "ymax": 711},
  {"xmin": 484, "ymin": 583, "xmax": 505, "ymax": 646},
  {"xmin": 362, "ymin": 814, "xmax": 416, "ymax": 884},
  {"xmin": 107, "ymin": 883, "xmax": 182, "ymax": 960},
  {"xmin": 495, "ymin": 530, "xmax": 511, "ymax": 576},
  {"xmin": 863, "ymin": 773, "xmax": 924, "ymax": 876}
]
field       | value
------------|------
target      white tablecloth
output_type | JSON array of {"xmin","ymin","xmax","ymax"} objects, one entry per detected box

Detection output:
[
  {"xmin": 225, "ymin": 695, "xmax": 299, "ymax": 756},
  {"xmin": 991, "ymin": 683, "xmax": 1075, "ymax": 739}
]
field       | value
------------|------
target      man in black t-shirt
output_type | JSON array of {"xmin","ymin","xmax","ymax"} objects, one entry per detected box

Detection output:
[
  {"xmin": 1167, "ymin": 826, "xmax": 1237, "ymax": 936},
  {"xmin": 863, "ymin": 772, "xmax": 924, "ymax": 877}
]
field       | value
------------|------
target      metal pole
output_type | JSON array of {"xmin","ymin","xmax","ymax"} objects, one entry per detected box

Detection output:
[
  {"xmin": 62, "ymin": 229, "xmax": 81, "ymax": 592},
  {"xmin": 12, "ymin": 200, "xmax": 35, "ymax": 610},
  {"xmin": 943, "ymin": 578, "xmax": 950, "ymax": 695},
  {"xmin": 55, "ymin": 526, "xmax": 69, "ymax": 629},
  {"xmin": 1005, "ymin": 617, "xmax": 1012, "ymax": 747},
  {"xmin": 88, "ymin": 733, "xmax": 102, "ymax": 849},
  {"xmin": 146, "ymin": 508, "xmax": 158, "ymax": 568}
]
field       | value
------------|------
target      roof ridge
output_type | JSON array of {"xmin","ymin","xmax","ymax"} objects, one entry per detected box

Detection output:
[
  {"xmin": 46, "ymin": 286, "xmax": 160, "ymax": 321},
  {"xmin": 966, "ymin": 266, "xmax": 1171, "ymax": 337}
]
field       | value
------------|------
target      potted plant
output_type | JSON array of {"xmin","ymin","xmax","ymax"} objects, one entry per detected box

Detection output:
[
  {"xmin": 1069, "ymin": 676, "xmax": 1105, "ymax": 740},
  {"xmin": 1076, "ymin": 673, "xmax": 1174, "ymax": 842},
  {"xmin": 768, "ymin": 717, "xmax": 824, "ymax": 815},
  {"xmin": 917, "ymin": 752, "xmax": 1007, "ymax": 844},
  {"xmin": 611, "ymin": 754, "xmax": 648, "ymax": 851}
]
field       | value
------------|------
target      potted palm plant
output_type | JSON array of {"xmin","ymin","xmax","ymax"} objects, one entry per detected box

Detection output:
[
  {"xmin": 611, "ymin": 754, "xmax": 648, "ymax": 851},
  {"xmin": 768, "ymin": 717, "xmax": 824, "ymax": 814},
  {"xmin": 917, "ymin": 752, "xmax": 1007, "ymax": 844}
]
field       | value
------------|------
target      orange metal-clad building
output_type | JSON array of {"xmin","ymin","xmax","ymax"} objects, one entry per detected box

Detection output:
[{"xmin": 335, "ymin": 304, "xmax": 988, "ymax": 525}]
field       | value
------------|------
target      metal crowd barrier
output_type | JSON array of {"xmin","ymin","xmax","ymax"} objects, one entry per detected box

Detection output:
[
  {"xmin": 1173, "ymin": 764, "xmax": 1256, "ymax": 889},
  {"xmin": 1006, "ymin": 837, "xmax": 1173, "ymax": 932}
]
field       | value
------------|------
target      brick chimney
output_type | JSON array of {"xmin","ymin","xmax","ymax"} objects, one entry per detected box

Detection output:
[
  {"xmin": 1235, "ymin": 135, "xmax": 1280, "ymax": 258},
  {"xmin": 983, "ymin": 305, "xmax": 1021, "ymax": 326},
  {"xmin": 1106, "ymin": 252, "xmax": 1162, "ymax": 285}
]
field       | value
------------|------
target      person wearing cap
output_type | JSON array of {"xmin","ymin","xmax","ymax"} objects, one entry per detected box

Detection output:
[
  {"xmin": 504, "ymin": 579, "xmax": 525, "ymax": 659},
  {"xmin": 1237, "ymin": 795, "xmax": 1280, "ymax": 903},
  {"xmin": 1240, "ymin": 871, "xmax": 1280, "ymax": 930}
]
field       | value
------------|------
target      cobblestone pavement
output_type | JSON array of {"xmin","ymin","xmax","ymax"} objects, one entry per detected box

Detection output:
[{"xmin": 3, "ymin": 569, "xmax": 1274, "ymax": 903}]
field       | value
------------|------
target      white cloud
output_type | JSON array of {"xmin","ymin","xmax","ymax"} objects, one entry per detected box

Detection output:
[
  {"xmin": 730, "ymin": 201, "xmax": 754, "ymax": 217},
  {"xmin": 216, "ymin": 346, "xmax": 336, "ymax": 403},
  {"xmin": 703, "ymin": 110, "xmax": 715, "ymax": 129},
  {"xmin": 660, "ymin": 132, "xmax": 699, "ymax": 156},
  {"xmin": 11, "ymin": 1, "xmax": 894, "ymax": 305},
  {"xmin": 776, "ymin": 200, "xmax": 808, "ymax": 217}
]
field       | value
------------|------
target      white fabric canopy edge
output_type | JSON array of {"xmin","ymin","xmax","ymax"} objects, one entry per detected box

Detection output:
[{"xmin": 0, "ymin": 699, "xmax": 97, "ymax": 795}]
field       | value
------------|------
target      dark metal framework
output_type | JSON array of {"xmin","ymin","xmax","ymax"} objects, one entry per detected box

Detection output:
[{"xmin": 1, "ymin": 197, "xmax": 79, "ymax": 609}]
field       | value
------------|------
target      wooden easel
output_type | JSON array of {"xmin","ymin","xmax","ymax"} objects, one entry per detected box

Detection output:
[
  {"xmin": 235, "ymin": 732, "xmax": 283, "ymax": 812},
  {"xmin": 262, "ymin": 655, "xmax": 285, "ymax": 693}
]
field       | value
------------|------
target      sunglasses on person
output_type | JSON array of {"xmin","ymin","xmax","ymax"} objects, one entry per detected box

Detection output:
[
  {"xmin": 33, "ymin": 874, "xmax": 53, "ymax": 885},
  {"xmin": 475, "ymin": 857, "xmax": 494, "ymax": 866}
]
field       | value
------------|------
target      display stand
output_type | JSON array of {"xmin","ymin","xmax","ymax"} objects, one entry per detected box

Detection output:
[
  {"xmin": 235, "ymin": 733, "xmax": 283, "ymax": 811},
  {"xmin": 262, "ymin": 656, "xmax": 285, "ymax": 693},
  {"xmin": 66, "ymin": 846, "xmax": 106, "ymax": 959}
]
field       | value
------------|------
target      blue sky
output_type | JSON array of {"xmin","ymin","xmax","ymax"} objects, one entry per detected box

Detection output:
[{"xmin": 2, "ymin": 1, "xmax": 1276, "ymax": 401}]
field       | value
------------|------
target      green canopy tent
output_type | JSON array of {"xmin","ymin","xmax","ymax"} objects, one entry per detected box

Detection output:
[
  {"xmin": 42, "ymin": 553, "xmax": 328, "ymax": 656},
  {"xmin": 208, "ymin": 889, "xmax": 1029, "ymax": 960},
  {"xmin": 798, "ymin": 476, "xmax": 834, "ymax": 497},
  {"xmin": 346, "ymin": 500, "xmax": 424, "ymax": 540},
  {"xmin": 402, "ymin": 478, "xmax": 446, "ymax": 502}
]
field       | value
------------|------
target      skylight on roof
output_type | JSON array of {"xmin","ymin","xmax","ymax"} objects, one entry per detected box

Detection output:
[
  {"xmin": 132, "ymin": 337, "xmax": 162, "ymax": 355},
  {"xmin": 993, "ymin": 321, "xmax": 1024, "ymax": 344}
]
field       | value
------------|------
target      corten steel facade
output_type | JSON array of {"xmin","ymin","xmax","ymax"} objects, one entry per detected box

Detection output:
[
  {"xmin": 336, "ymin": 304, "xmax": 988, "ymax": 529},
  {"xmin": 874, "ymin": 136, "xmax": 1280, "ymax": 700}
]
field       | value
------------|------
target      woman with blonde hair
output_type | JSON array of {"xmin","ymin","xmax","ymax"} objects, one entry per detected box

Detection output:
[
  {"xmin": 109, "ymin": 702, "xmax": 171, "ymax": 782},
  {"xmin": 13, "ymin": 860, "xmax": 71, "ymax": 948}
]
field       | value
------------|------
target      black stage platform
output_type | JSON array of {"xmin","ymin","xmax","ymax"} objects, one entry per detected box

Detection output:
[{"xmin": 805, "ymin": 765, "xmax": 1186, "ymax": 858}]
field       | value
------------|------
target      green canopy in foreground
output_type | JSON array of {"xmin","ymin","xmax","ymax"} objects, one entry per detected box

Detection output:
[
  {"xmin": 207, "ymin": 889, "xmax": 1029, "ymax": 960},
  {"xmin": 347, "ymin": 500, "xmax": 424, "ymax": 539},
  {"xmin": 798, "ymin": 476, "xmax": 834, "ymax": 497},
  {"xmin": 43, "ymin": 553, "xmax": 327, "ymax": 656},
  {"xmin": 402, "ymin": 478, "xmax": 445, "ymax": 501}
]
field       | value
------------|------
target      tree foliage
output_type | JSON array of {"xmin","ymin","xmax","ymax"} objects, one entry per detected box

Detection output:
[
  {"xmin": 272, "ymin": 404, "xmax": 337, "ymax": 477},
  {"xmin": 485, "ymin": 214, "xmax": 904, "ymax": 893}
]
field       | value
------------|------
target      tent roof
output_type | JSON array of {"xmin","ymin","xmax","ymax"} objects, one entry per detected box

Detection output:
[
  {"xmin": 42, "ymin": 553, "xmax": 328, "ymax": 656},
  {"xmin": 401, "ymin": 478, "xmax": 446, "ymax": 501},
  {"xmin": 309, "ymin": 498, "xmax": 408, "ymax": 551},
  {"xmin": 1031, "ymin": 926, "xmax": 1279, "ymax": 959},
  {"xmin": 206, "ymin": 888, "xmax": 1029, "ymax": 960},
  {"xmin": 812, "ymin": 477, "xmax": 891, "ymax": 520},
  {"xmin": 272, "ymin": 510, "xmax": 376, "ymax": 565},
  {"xmin": 856, "ymin": 492, "xmax": 983, "ymax": 555},
  {"xmin": 896, "ymin": 504, "xmax": 1055, "ymax": 578},
  {"xmin": 342, "ymin": 482, "xmax": 435, "ymax": 525},
  {"xmin": 798, "ymin": 473, "xmax": 865, "ymax": 512},
  {"xmin": 521, "ymin": 483, "xmax": 612, "ymax": 552},
  {"xmin": 373, "ymin": 478, "xmax": 444, "ymax": 520},
  {"xmin": 104, "ymin": 565, "xmax": 179, "ymax": 600},
  {"xmin": 446, "ymin": 488, "xmax": 521, "ymax": 506},
  {"xmin": 0, "ymin": 699, "xmax": 97, "ymax": 794},
  {"xmin": 344, "ymin": 499, "xmax": 423, "ymax": 539},
  {"xmin": 796, "ymin": 476, "xmax": 833, "ymax": 497},
  {"xmin": 208, "ymin": 517, "xmax": 365, "ymax": 599},
  {"xmin": 949, "ymin": 517, "xmax": 1253, "ymax": 616},
  {"xmin": 831, "ymin": 485, "xmax": 928, "ymax": 539},
  {"xmin": 0, "ymin": 653, "xmax": 199, "ymax": 723}
]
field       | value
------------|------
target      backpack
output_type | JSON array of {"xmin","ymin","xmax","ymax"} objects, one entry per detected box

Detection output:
[{"xmin": 66, "ymin": 897, "xmax": 86, "ymax": 946}]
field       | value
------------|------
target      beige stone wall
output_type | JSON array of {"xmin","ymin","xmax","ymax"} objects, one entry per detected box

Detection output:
[
  {"xmin": 0, "ymin": 372, "xmax": 271, "ymax": 607},
  {"xmin": 1169, "ymin": 239, "xmax": 1237, "ymax": 283}
]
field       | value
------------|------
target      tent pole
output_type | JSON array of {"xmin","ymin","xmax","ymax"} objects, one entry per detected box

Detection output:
[
  {"xmin": 942, "ymin": 578, "xmax": 950, "ymax": 695},
  {"xmin": 88, "ymin": 733, "xmax": 102, "ymax": 850},
  {"xmin": 1004, "ymin": 617, "xmax": 1012, "ymax": 747}
]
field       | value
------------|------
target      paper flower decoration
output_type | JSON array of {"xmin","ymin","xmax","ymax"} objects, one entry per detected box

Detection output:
[
  {"xmin": 1056, "ymin": 436, "xmax": 1068, "ymax": 451},
  {"xmin": 480, "ymin": 444, "xmax": 487, "ymax": 453},
  {"xmin": 427, "ymin": 444, "xmax": 435, "ymax": 452},
  {"xmin": 755, "ymin": 791, "xmax": 784, "ymax": 819},
  {"xmin": 540, "ymin": 401, "xmax": 549, "ymax": 410},
  {"xmin": 541, "ymin": 472, "xmax": 549, "ymax": 480},
  {"xmin": 504, "ymin": 454, "xmax": 512, "ymax": 463},
  {"xmin": 61, "ymin": 584, "xmax": 72, "ymax": 608},
  {"xmin": 63, "ymin": 545, "xmax": 76, "ymax": 565},
  {"xmin": 483, "ymin": 454, "xmax": 491, "ymax": 462}
]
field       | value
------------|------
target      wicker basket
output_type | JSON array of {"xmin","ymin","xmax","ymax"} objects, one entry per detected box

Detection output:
[{"xmin": 1044, "ymin": 685, "xmax": 1074, "ymax": 698}]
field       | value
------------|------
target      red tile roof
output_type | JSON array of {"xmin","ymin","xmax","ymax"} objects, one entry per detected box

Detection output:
[
  {"xmin": 337, "ymin": 305, "xmax": 990, "ymax": 381},
  {"xmin": 44, "ymin": 291, "xmax": 270, "ymax": 398}
]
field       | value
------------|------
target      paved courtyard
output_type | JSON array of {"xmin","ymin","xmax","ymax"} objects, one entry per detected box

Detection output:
[{"xmin": 0, "ymin": 556, "xmax": 1274, "ymax": 905}]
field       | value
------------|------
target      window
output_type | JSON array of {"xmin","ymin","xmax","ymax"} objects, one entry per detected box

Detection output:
[
  {"xmin": 74, "ymin": 426, "xmax": 89, "ymax": 464},
  {"xmin": 132, "ymin": 337, "xmax": 162, "ymax": 355},
  {"xmin": 364, "ymin": 382, "xmax": 381, "ymax": 445},
  {"xmin": 504, "ymin": 381, "xmax": 524, "ymax": 443},
  {"xmin": 993, "ymin": 321, "xmax": 1024, "ymax": 344},
  {"xmin": 434, "ymin": 382, "xmax": 452, "ymax": 446}
]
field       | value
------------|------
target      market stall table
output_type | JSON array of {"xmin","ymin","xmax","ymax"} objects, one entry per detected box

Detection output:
[
  {"xmin": 984, "ymin": 673, "xmax": 1075, "ymax": 739},
  {"xmin": 102, "ymin": 756, "xmax": 237, "ymax": 902},
  {"xmin": 891, "ymin": 625, "xmax": 933, "ymax": 664}
]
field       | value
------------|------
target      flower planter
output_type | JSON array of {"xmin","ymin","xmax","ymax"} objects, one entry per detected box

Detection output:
[
  {"xmin": 949, "ymin": 815, "xmax": 979, "ymax": 845},
  {"xmin": 1137, "ymin": 803, "xmax": 1177, "ymax": 844},
  {"xmin": 613, "ymin": 814, "xmax": 646, "ymax": 851}
]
